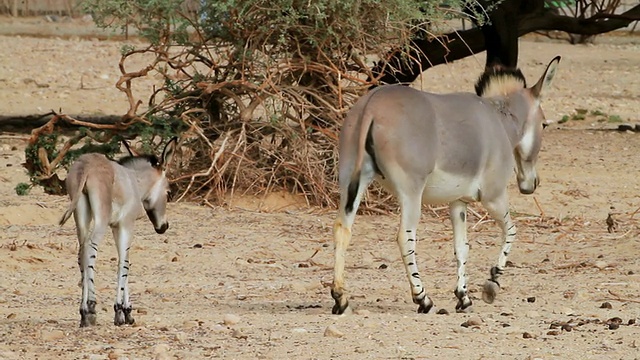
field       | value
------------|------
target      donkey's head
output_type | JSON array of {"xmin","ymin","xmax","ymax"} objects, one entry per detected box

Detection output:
[
  {"xmin": 476, "ymin": 56, "xmax": 560, "ymax": 194},
  {"xmin": 120, "ymin": 137, "xmax": 177, "ymax": 234}
]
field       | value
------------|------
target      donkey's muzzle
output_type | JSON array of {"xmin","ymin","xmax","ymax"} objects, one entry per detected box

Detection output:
[
  {"xmin": 155, "ymin": 223, "xmax": 169, "ymax": 234},
  {"xmin": 518, "ymin": 177, "xmax": 539, "ymax": 195}
]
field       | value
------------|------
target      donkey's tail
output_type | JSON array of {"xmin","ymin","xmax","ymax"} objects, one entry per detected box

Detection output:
[
  {"xmin": 59, "ymin": 171, "xmax": 88, "ymax": 226},
  {"xmin": 344, "ymin": 90, "xmax": 383, "ymax": 215}
]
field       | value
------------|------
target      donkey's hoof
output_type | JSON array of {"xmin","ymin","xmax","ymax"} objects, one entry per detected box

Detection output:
[
  {"xmin": 124, "ymin": 310, "xmax": 135, "ymax": 325},
  {"xmin": 455, "ymin": 298, "xmax": 473, "ymax": 313},
  {"xmin": 332, "ymin": 300, "xmax": 350, "ymax": 315},
  {"xmin": 80, "ymin": 314, "xmax": 97, "ymax": 327},
  {"xmin": 114, "ymin": 311, "xmax": 126, "ymax": 326},
  {"xmin": 416, "ymin": 299, "xmax": 434, "ymax": 314},
  {"xmin": 482, "ymin": 280, "xmax": 500, "ymax": 304},
  {"xmin": 331, "ymin": 289, "xmax": 350, "ymax": 315},
  {"xmin": 114, "ymin": 305, "xmax": 135, "ymax": 326}
]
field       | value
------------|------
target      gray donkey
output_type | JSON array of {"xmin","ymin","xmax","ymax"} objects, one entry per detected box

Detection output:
[
  {"xmin": 60, "ymin": 137, "xmax": 177, "ymax": 327},
  {"xmin": 331, "ymin": 57, "xmax": 560, "ymax": 314}
]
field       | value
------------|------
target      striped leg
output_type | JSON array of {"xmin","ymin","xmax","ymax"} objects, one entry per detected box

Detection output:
[
  {"xmin": 450, "ymin": 200, "xmax": 472, "ymax": 312},
  {"xmin": 481, "ymin": 192, "xmax": 515, "ymax": 304},
  {"xmin": 79, "ymin": 221, "xmax": 106, "ymax": 327},
  {"xmin": 74, "ymin": 196, "xmax": 90, "ymax": 289},
  {"xmin": 331, "ymin": 170, "xmax": 374, "ymax": 314},
  {"xmin": 112, "ymin": 224, "xmax": 135, "ymax": 326},
  {"xmin": 397, "ymin": 192, "xmax": 432, "ymax": 313}
]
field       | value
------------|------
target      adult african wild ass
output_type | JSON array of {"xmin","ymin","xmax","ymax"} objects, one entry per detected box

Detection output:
[
  {"xmin": 331, "ymin": 56, "xmax": 560, "ymax": 314},
  {"xmin": 59, "ymin": 137, "xmax": 177, "ymax": 327}
]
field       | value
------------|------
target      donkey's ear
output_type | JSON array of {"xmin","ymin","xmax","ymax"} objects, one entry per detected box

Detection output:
[
  {"xmin": 531, "ymin": 55, "xmax": 561, "ymax": 98},
  {"xmin": 160, "ymin": 137, "xmax": 178, "ymax": 169},
  {"xmin": 123, "ymin": 140, "xmax": 139, "ymax": 157}
]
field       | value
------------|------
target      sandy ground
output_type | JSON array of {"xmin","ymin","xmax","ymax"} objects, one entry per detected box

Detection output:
[{"xmin": 1, "ymin": 16, "xmax": 640, "ymax": 360}]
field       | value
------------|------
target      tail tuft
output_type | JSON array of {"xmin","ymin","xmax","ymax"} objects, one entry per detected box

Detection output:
[
  {"xmin": 344, "ymin": 175, "xmax": 360, "ymax": 214},
  {"xmin": 59, "ymin": 209, "xmax": 73, "ymax": 226}
]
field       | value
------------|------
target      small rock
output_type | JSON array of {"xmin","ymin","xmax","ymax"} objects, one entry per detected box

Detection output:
[
  {"xmin": 324, "ymin": 325, "xmax": 344, "ymax": 338},
  {"xmin": 378, "ymin": 264, "xmax": 388, "ymax": 269},
  {"xmin": 563, "ymin": 308, "xmax": 575, "ymax": 316},
  {"xmin": 231, "ymin": 329, "xmax": 247, "ymax": 339},
  {"xmin": 600, "ymin": 302, "xmax": 613, "ymax": 309},
  {"xmin": 594, "ymin": 260, "xmax": 608, "ymax": 270},
  {"xmin": 223, "ymin": 314, "xmax": 241, "ymax": 326},
  {"xmin": 628, "ymin": 318, "xmax": 636, "ymax": 325},
  {"xmin": 561, "ymin": 324, "xmax": 573, "ymax": 332},
  {"xmin": 291, "ymin": 327, "xmax": 308, "ymax": 334},
  {"xmin": 607, "ymin": 317, "xmax": 623, "ymax": 325},
  {"xmin": 466, "ymin": 316, "xmax": 483, "ymax": 326},
  {"xmin": 210, "ymin": 324, "xmax": 227, "ymax": 333},
  {"xmin": 436, "ymin": 308, "xmax": 449, "ymax": 315},
  {"xmin": 522, "ymin": 332, "xmax": 534, "ymax": 339},
  {"xmin": 40, "ymin": 329, "xmax": 65, "ymax": 341},
  {"xmin": 183, "ymin": 320, "xmax": 199, "ymax": 329},
  {"xmin": 546, "ymin": 330, "xmax": 561, "ymax": 336},
  {"xmin": 354, "ymin": 309, "xmax": 371, "ymax": 316},
  {"xmin": 608, "ymin": 323, "xmax": 620, "ymax": 330},
  {"xmin": 526, "ymin": 297, "xmax": 536, "ymax": 303}
]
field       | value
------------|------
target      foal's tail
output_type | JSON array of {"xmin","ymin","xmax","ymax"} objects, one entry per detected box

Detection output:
[{"xmin": 59, "ymin": 171, "xmax": 88, "ymax": 226}]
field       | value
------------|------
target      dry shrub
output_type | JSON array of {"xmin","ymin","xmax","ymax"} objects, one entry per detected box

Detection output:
[{"xmin": 26, "ymin": 0, "xmax": 470, "ymax": 210}]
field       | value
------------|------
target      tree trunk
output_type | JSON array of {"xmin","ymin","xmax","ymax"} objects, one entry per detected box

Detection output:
[{"xmin": 371, "ymin": 1, "xmax": 640, "ymax": 86}]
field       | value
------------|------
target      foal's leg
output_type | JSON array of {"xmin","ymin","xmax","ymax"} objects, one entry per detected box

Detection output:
[
  {"xmin": 112, "ymin": 223, "xmax": 135, "ymax": 326},
  {"xmin": 331, "ymin": 170, "xmax": 374, "ymax": 314},
  {"xmin": 450, "ymin": 200, "xmax": 472, "ymax": 312},
  {"xmin": 481, "ymin": 192, "xmax": 516, "ymax": 304},
  {"xmin": 397, "ymin": 191, "xmax": 432, "ymax": 313},
  {"xmin": 78, "ymin": 205, "xmax": 108, "ymax": 327},
  {"xmin": 74, "ymin": 196, "xmax": 90, "ymax": 289}
]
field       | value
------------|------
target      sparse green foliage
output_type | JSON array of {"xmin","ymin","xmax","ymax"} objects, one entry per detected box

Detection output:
[
  {"xmin": 15, "ymin": 183, "xmax": 31, "ymax": 196},
  {"xmin": 608, "ymin": 114, "xmax": 623, "ymax": 123},
  {"xmin": 557, "ymin": 109, "xmax": 626, "ymax": 127}
]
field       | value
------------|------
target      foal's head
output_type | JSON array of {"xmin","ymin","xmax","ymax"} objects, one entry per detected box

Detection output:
[
  {"xmin": 475, "ymin": 56, "xmax": 561, "ymax": 194},
  {"xmin": 119, "ymin": 137, "xmax": 177, "ymax": 234}
]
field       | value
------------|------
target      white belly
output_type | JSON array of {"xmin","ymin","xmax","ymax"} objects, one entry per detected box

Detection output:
[{"xmin": 421, "ymin": 167, "xmax": 481, "ymax": 205}]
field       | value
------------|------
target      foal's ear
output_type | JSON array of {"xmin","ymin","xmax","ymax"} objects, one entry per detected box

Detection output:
[
  {"xmin": 123, "ymin": 140, "xmax": 139, "ymax": 157},
  {"xmin": 531, "ymin": 55, "xmax": 561, "ymax": 98},
  {"xmin": 160, "ymin": 137, "xmax": 178, "ymax": 169}
]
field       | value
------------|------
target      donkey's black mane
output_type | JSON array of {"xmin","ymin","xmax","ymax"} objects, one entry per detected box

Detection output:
[
  {"xmin": 474, "ymin": 66, "xmax": 527, "ymax": 97},
  {"xmin": 118, "ymin": 154, "xmax": 160, "ymax": 167}
]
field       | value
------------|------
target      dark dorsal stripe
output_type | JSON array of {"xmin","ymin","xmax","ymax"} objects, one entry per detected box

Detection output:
[
  {"xmin": 118, "ymin": 154, "xmax": 160, "ymax": 167},
  {"xmin": 474, "ymin": 66, "xmax": 527, "ymax": 97}
]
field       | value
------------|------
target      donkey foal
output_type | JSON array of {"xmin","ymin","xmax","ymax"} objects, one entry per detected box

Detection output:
[
  {"xmin": 59, "ymin": 137, "xmax": 177, "ymax": 327},
  {"xmin": 332, "ymin": 57, "xmax": 560, "ymax": 314}
]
